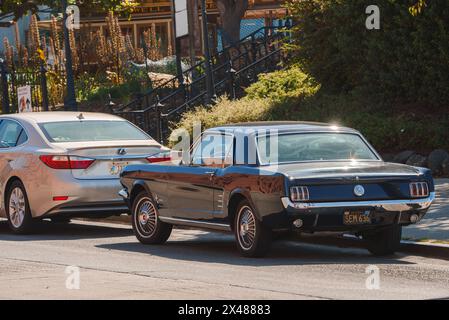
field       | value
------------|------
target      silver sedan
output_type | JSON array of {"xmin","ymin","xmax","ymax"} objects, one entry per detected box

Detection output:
[{"xmin": 0, "ymin": 112, "xmax": 169, "ymax": 234}]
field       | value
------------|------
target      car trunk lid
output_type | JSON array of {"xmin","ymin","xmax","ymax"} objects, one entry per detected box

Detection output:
[
  {"xmin": 55, "ymin": 141, "xmax": 165, "ymax": 180},
  {"xmin": 274, "ymin": 161, "xmax": 428, "ymax": 202}
]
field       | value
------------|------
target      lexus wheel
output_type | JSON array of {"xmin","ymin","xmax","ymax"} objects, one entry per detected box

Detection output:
[
  {"xmin": 6, "ymin": 180, "xmax": 35, "ymax": 234},
  {"xmin": 131, "ymin": 191, "xmax": 172, "ymax": 244},
  {"xmin": 234, "ymin": 200, "xmax": 272, "ymax": 258}
]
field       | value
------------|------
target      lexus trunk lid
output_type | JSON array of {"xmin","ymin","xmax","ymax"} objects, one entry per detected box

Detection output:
[{"xmin": 55, "ymin": 141, "xmax": 166, "ymax": 180}]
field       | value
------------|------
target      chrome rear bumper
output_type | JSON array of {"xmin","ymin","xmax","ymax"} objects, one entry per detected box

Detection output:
[{"xmin": 281, "ymin": 192, "xmax": 435, "ymax": 212}]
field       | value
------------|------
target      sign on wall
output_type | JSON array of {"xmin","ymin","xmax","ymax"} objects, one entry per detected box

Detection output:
[
  {"xmin": 174, "ymin": 0, "xmax": 189, "ymax": 38},
  {"xmin": 17, "ymin": 86, "xmax": 32, "ymax": 113}
]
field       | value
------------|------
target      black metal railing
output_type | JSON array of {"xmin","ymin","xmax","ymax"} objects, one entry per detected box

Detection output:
[{"xmin": 112, "ymin": 22, "xmax": 292, "ymax": 143}]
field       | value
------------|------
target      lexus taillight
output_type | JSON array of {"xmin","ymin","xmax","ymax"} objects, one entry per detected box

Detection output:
[
  {"xmin": 147, "ymin": 152, "xmax": 171, "ymax": 163},
  {"xmin": 409, "ymin": 182, "xmax": 429, "ymax": 198},
  {"xmin": 39, "ymin": 155, "xmax": 95, "ymax": 169},
  {"xmin": 290, "ymin": 186, "xmax": 310, "ymax": 202}
]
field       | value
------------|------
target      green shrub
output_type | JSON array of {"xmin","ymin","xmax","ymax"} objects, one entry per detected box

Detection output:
[
  {"xmin": 171, "ymin": 66, "xmax": 449, "ymax": 153},
  {"xmin": 245, "ymin": 66, "xmax": 320, "ymax": 101},
  {"xmin": 290, "ymin": 90, "xmax": 449, "ymax": 153},
  {"xmin": 286, "ymin": 0, "xmax": 449, "ymax": 107},
  {"xmin": 171, "ymin": 67, "xmax": 319, "ymax": 142},
  {"xmin": 170, "ymin": 97, "xmax": 279, "ymax": 141}
]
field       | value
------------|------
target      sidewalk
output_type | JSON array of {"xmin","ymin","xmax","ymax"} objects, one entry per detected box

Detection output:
[{"xmin": 403, "ymin": 179, "xmax": 449, "ymax": 242}]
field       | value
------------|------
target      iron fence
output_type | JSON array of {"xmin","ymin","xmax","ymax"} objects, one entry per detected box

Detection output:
[{"xmin": 0, "ymin": 61, "xmax": 49, "ymax": 114}]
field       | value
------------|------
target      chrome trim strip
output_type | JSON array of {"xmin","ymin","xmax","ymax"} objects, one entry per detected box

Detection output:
[
  {"xmin": 159, "ymin": 216, "xmax": 231, "ymax": 231},
  {"xmin": 281, "ymin": 192, "xmax": 435, "ymax": 212},
  {"xmin": 118, "ymin": 189, "xmax": 129, "ymax": 199}
]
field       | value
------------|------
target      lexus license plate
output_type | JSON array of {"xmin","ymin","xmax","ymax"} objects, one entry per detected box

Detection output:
[
  {"xmin": 343, "ymin": 210, "xmax": 371, "ymax": 225},
  {"xmin": 110, "ymin": 161, "xmax": 129, "ymax": 175}
]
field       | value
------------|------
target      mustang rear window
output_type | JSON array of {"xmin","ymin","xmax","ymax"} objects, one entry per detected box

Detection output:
[
  {"xmin": 257, "ymin": 133, "xmax": 379, "ymax": 164},
  {"xmin": 39, "ymin": 121, "xmax": 151, "ymax": 142}
]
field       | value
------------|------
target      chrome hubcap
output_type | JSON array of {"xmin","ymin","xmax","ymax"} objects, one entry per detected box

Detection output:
[
  {"xmin": 9, "ymin": 187, "xmax": 26, "ymax": 228},
  {"xmin": 238, "ymin": 206, "xmax": 256, "ymax": 249},
  {"xmin": 135, "ymin": 198, "xmax": 157, "ymax": 237}
]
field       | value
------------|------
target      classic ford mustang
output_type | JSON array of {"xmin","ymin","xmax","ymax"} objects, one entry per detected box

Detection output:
[{"xmin": 119, "ymin": 122, "xmax": 435, "ymax": 257}]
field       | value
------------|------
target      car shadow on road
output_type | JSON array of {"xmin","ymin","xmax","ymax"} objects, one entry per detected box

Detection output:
[
  {"xmin": 96, "ymin": 231, "xmax": 414, "ymax": 267},
  {"xmin": 0, "ymin": 220, "xmax": 133, "ymax": 241}
]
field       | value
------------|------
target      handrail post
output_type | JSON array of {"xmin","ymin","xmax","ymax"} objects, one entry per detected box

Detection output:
[
  {"xmin": 62, "ymin": 0, "xmax": 78, "ymax": 111},
  {"xmin": 0, "ymin": 59, "xmax": 10, "ymax": 114},
  {"xmin": 227, "ymin": 60, "xmax": 237, "ymax": 100},
  {"xmin": 40, "ymin": 60, "xmax": 49, "ymax": 111},
  {"xmin": 201, "ymin": 0, "xmax": 215, "ymax": 104},
  {"xmin": 155, "ymin": 96, "xmax": 164, "ymax": 143},
  {"xmin": 106, "ymin": 93, "xmax": 116, "ymax": 113}
]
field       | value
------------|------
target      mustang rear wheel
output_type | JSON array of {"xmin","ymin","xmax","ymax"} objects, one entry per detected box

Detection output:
[
  {"xmin": 6, "ymin": 180, "xmax": 35, "ymax": 234},
  {"xmin": 131, "ymin": 191, "xmax": 172, "ymax": 245},
  {"xmin": 363, "ymin": 225, "xmax": 402, "ymax": 256},
  {"xmin": 234, "ymin": 200, "xmax": 272, "ymax": 258}
]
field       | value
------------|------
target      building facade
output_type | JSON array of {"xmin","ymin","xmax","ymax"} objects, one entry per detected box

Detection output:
[{"xmin": 39, "ymin": 0, "xmax": 287, "ymax": 55}]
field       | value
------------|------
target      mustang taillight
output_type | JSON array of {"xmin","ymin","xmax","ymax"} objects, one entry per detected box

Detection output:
[
  {"xmin": 290, "ymin": 186, "xmax": 310, "ymax": 202},
  {"xmin": 39, "ymin": 155, "xmax": 95, "ymax": 170},
  {"xmin": 409, "ymin": 182, "xmax": 429, "ymax": 198}
]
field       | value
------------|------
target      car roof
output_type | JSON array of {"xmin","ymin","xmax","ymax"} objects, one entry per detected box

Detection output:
[
  {"xmin": 0, "ymin": 112, "xmax": 124, "ymax": 124},
  {"xmin": 211, "ymin": 121, "xmax": 358, "ymax": 133}
]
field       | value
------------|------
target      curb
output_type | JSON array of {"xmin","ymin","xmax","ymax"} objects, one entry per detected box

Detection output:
[
  {"xmin": 399, "ymin": 240, "xmax": 449, "ymax": 260},
  {"xmin": 296, "ymin": 233, "xmax": 449, "ymax": 260}
]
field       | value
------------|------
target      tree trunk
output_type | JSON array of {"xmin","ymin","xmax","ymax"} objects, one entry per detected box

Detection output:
[{"xmin": 216, "ymin": 0, "xmax": 249, "ymax": 46}]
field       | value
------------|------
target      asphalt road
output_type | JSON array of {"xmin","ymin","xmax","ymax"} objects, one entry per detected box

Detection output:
[{"xmin": 0, "ymin": 220, "xmax": 448, "ymax": 300}]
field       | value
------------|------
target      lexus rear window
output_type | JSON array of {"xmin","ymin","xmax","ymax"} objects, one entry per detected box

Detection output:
[{"xmin": 39, "ymin": 121, "xmax": 151, "ymax": 142}]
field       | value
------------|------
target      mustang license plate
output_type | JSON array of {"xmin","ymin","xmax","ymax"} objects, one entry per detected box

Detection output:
[{"xmin": 343, "ymin": 210, "xmax": 371, "ymax": 225}]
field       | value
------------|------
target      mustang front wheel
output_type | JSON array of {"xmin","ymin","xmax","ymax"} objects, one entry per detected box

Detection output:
[
  {"xmin": 234, "ymin": 200, "xmax": 272, "ymax": 258},
  {"xmin": 132, "ymin": 191, "xmax": 172, "ymax": 244}
]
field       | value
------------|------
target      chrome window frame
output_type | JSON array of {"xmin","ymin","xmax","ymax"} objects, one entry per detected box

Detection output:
[{"xmin": 190, "ymin": 131, "xmax": 235, "ymax": 167}]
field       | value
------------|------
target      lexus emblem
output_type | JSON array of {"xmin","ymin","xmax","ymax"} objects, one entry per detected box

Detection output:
[
  {"xmin": 117, "ymin": 148, "xmax": 127, "ymax": 156},
  {"xmin": 354, "ymin": 185, "xmax": 365, "ymax": 197}
]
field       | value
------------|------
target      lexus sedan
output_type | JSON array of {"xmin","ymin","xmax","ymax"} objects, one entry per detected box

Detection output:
[
  {"xmin": 119, "ymin": 122, "xmax": 435, "ymax": 257},
  {"xmin": 0, "ymin": 112, "xmax": 169, "ymax": 234}
]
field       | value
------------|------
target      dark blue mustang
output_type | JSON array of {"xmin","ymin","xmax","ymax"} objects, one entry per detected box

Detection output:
[{"xmin": 119, "ymin": 122, "xmax": 435, "ymax": 257}]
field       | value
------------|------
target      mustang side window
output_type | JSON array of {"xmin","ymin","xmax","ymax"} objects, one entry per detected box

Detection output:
[{"xmin": 191, "ymin": 133, "xmax": 234, "ymax": 167}]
